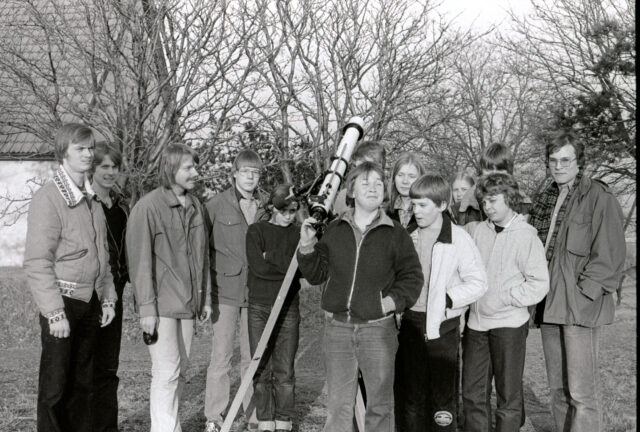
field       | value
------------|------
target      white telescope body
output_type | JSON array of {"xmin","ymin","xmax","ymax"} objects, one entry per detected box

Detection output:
[{"xmin": 310, "ymin": 116, "xmax": 365, "ymax": 218}]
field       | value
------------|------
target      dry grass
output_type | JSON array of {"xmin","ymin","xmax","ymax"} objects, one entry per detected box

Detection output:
[{"xmin": 0, "ymin": 255, "xmax": 635, "ymax": 431}]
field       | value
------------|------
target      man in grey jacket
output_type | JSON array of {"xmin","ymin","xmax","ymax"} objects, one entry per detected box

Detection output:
[
  {"xmin": 127, "ymin": 143, "xmax": 211, "ymax": 432},
  {"xmin": 203, "ymin": 149, "xmax": 266, "ymax": 432},
  {"xmin": 24, "ymin": 123, "xmax": 116, "ymax": 432},
  {"xmin": 529, "ymin": 129, "xmax": 626, "ymax": 432}
]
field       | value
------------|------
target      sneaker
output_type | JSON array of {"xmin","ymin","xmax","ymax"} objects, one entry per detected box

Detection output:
[{"xmin": 204, "ymin": 421, "xmax": 221, "ymax": 432}]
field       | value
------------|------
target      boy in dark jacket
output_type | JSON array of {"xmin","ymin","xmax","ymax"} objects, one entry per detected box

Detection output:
[
  {"xmin": 246, "ymin": 184, "xmax": 302, "ymax": 432},
  {"xmin": 297, "ymin": 162, "xmax": 423, "ymax": 432}
]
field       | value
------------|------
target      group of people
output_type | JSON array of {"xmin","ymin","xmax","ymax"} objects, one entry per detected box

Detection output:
[{"xmin": 23, "ymin": 123, "xmax": 625, "ymax": 432}]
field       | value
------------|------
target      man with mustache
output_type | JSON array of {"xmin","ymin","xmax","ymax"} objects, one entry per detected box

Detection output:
[{"xmin": 127, "ymin": 143, "xmax": 212, "ymax": 432}]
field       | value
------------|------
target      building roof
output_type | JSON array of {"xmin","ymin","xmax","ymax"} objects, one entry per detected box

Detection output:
[{"xmin": 0, "ymin": 0, "xmax": 77, "ymax": 161}]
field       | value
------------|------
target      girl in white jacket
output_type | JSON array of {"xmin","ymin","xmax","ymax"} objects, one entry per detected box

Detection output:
[
  {"xmin": 462, "ymin": 173, "xmax": 549, "ymax": 432},
  {"xmin": 396, "ymin": 174, "xmax": 487, "ymax": 432}
]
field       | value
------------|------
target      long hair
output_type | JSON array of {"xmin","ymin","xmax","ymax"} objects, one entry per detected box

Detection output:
[
  {"xmin": 158, "ymin": 144, "xmax": 199, "ymax": 188},
  {"xmin": 387, "ymin": 152, "xmax": 426, "ymax": 212},
  {"xmin": 90, "ymin": 142, "xmax": 122, "ymax": 174}
]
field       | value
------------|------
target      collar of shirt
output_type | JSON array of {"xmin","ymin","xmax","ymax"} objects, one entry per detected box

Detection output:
[
  {"xmin": 234, "ymin": 186, "xmax": 259, "ymax": 203},
  {"xmin": 55, "ymin": 165, "xmax": 95, "ymax": 207}
]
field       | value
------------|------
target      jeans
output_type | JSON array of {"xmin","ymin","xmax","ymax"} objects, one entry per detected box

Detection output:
[
  {"xmin": 204, "ymin": 304, "xmax": 256, "ymax": 424},
  {"xmin": 248, "ymin": 300, "xmax": 300, "ymax": 429},
  {"xmin": 92, "ymin": 281, "xmax": 125, "ymax": 432},
  {"xmin": 148, "ymin": 317, "xmax": 194, "ymax": 432},
  {"xmin": 37, "ymin": 292, "xmax": 100, "ymax": 432},
  {"xmin": 323, "ymin": 314, "xmax": 398, "ymax": 432},
  {"xmin": 540, "ymin": 324, "xmax": 602, "ymax": 432},
  {"xmin": 462, "ymin": 324, "xmax": 528, "ymax": 432},
  {"xmin": 396, "ymin": 312, "xmax": 459, "ymax": 432}
]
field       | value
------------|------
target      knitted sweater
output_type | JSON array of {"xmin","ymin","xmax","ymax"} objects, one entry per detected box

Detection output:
[{"xmin": 246, "ymin": 221, "xmax": 301, "ymax": 306}]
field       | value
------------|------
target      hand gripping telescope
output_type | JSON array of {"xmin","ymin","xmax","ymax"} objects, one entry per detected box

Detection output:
[{"xmin": 220, "ymin": 117, "xmax": 365, "ymax": 432}]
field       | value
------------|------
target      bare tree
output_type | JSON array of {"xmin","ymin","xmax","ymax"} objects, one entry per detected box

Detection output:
[
  {"xmin": 226, "ymin": 0, "xmax": 469, "ymax": 181},
  {"xmin": 0, "ymin": 0, "xmax": 254, "ymax": 203},
  {"xmin": 502, "ymin": 0, "xmax": 635, "ymax": 190},
  {"xmin": 420, "ymin": 39, "xmax": 549, "ymax": 187}
]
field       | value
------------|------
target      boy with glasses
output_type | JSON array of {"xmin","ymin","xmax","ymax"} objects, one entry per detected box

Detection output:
[{"xmin": 204, "ymin": 149, "xmax": 267, "ymax": 432}]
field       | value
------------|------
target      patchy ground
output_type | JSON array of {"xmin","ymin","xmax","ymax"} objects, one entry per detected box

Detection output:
[{"xmin": 1, "ymin": 268, "xmax": 636, "ymax": 431}]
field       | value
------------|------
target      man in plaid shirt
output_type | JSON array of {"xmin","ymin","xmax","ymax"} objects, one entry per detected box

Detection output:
[{"xmin": 529, "ymin": 129, "xmax": 625, "ymax": 432}]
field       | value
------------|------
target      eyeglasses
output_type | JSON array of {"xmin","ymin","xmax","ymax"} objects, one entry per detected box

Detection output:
[
  {"xmin": 548, "ymin": 157, "xmax": 576, "ymax": 168},
  {"xmin": 237, "ymin": 167, "xmax": 261, "ymax": 177}
]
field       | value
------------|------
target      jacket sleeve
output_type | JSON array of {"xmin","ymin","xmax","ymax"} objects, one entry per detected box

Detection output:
[
  {"xmin": 296, "ymin": 237, "xmax": 329, "ymax": 286},
  {"xmin": 502, "ymin": 233, "xmax": 550, "ymax": 307},
  {"xmin": 246, "ymin": 224, "xmax": 289, "ymax": 280},
  {"xmin": 577, "ymin": 190, "xmax": 626, "ymax": 300},
  {"xmin": 447, "ymin": 230, "xmax": 488, "ymax": 308},
  {"xmin": 206, "ymin": 199, "xmax": 219, "ymax": 294},
  {"xmin": 201, "ymin": 204, "xmax": 212, "ymax": 310},
  {"xmin": 97, "ymin": 252, "xmax": 117, "ymax": 304},
  {"xmin": 126, "ymin": 202, "xmax": 158, "ymax": 318},
  {"xmin": 387, "ymin": 228, "xmax": 424, "ymax": 312},
  {"xmin": 23, "ymin": 190, "xmax": 65, "ymax": 316}
]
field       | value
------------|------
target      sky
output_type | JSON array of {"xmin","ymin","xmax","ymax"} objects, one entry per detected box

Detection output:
[{"xmin": 435, "ymin": 0, "xmax": 534, "ymax": 31}]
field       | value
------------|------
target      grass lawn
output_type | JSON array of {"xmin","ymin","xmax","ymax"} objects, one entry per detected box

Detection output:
[{"xmin": 0, "ymin": 264, "xmax": 636, "ymax": 431}]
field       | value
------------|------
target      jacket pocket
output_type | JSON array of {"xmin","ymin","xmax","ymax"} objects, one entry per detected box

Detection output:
[
  {"xmin": 477, "ymin": 287, "xmax": 512, "ymax": 318},
  {"xmin": 56, "ymin": 249, "xmax": 88, "ymax": 262},
  {"xmin": 217, "ymin": 254, "xmax": 243, "ymax": 277},
  {"xmin": 566, "ymin": 220, "xmax": 591, "ymax": 256}
]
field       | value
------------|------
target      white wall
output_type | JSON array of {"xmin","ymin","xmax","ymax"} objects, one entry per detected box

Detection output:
[{"xmin": 0, "ymin": 160, "xmax": 57, "ymax": 266}]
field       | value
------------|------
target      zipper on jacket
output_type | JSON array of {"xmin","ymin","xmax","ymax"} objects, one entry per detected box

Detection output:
[
  {"xmin": 345, "ymin": 230, "xmax": 362, "ymax": 315},
  {"xmin": 346, "ymin": 224, "xmax": 380, "ymax": 315},
  {"xmin": 86, "ymin": 200, "xmax": 101, "ymax": 294}
]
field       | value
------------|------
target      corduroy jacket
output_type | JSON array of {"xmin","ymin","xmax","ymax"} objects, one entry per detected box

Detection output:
[
  {"xmin": 24, "ymin": 166, "xmax": 116, "ymax": 316},
  {"xmin": 297, "ymin": 209, "xmax": 423, "ymax": 321}
]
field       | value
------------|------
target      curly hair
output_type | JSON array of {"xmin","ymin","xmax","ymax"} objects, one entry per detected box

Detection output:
[{"xmin": 475, "ymin": 172, "xmax": 521, "ymax": 210}]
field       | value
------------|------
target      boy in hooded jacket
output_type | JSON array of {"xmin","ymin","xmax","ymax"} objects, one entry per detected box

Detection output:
[{"xmin": 462, "ymin": 173, "xmax": 549, "ymax": 432}]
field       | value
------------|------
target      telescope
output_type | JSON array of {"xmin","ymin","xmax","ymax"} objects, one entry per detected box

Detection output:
[
  {"xmin": 220, "ymin": 116, "xmax": 366, "ymax": 432},
  {"xmin": 296, "ymin": 117, "xmax": 365, "ymax": 230}
]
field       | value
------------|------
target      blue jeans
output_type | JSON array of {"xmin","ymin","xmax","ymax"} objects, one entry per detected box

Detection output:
[
  {"xmin": 462, "ymin": 324, "xmax": 528, "ymax": 432},
  {"xmin": 540, "ymin": 324, "xmax": 601, "ymax": 432},
  {"xmin": 248, "ymin": 300, "xmax": 300, "ymax": 425},
  {"xmin": 323, "ymin": 314, "xmax": 398, "ymax": 432}
]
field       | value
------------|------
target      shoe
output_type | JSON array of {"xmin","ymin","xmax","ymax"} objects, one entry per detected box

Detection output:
[
  {"xmin": 204, "ymin": 421, "xmax": 221, "ymax": 432},
  {"xmin": 274, "ymin": 419, "xmax": 292, "ymax": 432},
  {"xmin": 245, "ymin": 422, "xmax": 261, "ymax": 432}
]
